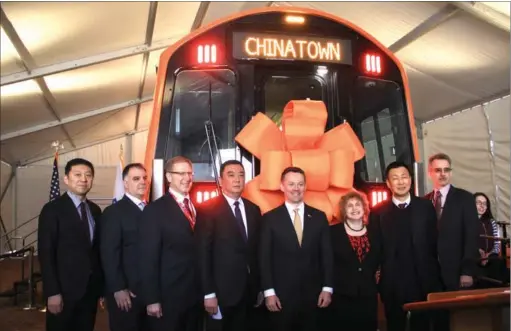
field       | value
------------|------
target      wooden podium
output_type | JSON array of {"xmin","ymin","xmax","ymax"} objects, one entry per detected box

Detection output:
[{"xmin": 403, "ymin": 287, "xmax": 510, "ymax": 331}]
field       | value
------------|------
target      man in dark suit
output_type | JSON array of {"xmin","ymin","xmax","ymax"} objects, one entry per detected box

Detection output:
[
  {"xmin": 38, "ymin": 158, "xmax": 103, "ymax": 331},
  {"xmin": 101, "ymin": 163, "xmax": 149, "ymax": 331},
  {"xmin": 138, "ymin": 156, "xmax": 202, "ymax": 331},
  {"xmin": 259, "ymin": 166, "xmax": 333, "ymax": 331},
  {"xmin": 195, "ymin": 160, "xmax": 263, "ymax": 331},
  {"xmin": 371, "ymin": 161, "xmax": 441, "ymax": 331},
  {"xmin": 424, "ymin": 153, "xmax": 479, "ymax": 291}
]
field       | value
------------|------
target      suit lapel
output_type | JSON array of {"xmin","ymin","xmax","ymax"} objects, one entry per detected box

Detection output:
[
  {"xmin": 121, "ymin": 195, "xmax": 143, "ymax": 214},
  {"xmin": 380, "ymin": 202, "xmax": 398, "ymax": 256},
  {"xmin": 276, "ymin": 204, "xmax": 301, "ymax": 249},
  {"xmin": 242, "ymin": 198, "xmax": 255, "ymax": 243},
  {"xmin": 219, "ymin": 196, "xmax": 247, "ymax": 245},
  {"xmin": 440, "ymin": 186, "xmax": 455, "ymax": 223},
  {"xmin": 409, "ymin": 197, "xmax": 421, "ymax": 249},
  {"xmin": 164, "ymin": 194, "xmax": 193, "ymax": 234},
  {"xmin": 301, "ymin": 205, "xmax": 315, "ymax": 249}
]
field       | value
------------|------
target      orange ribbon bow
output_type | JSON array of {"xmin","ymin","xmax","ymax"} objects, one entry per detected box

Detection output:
[{"xmin": 234, "ymin": 100, "xmax": 365, "ymax": 223}]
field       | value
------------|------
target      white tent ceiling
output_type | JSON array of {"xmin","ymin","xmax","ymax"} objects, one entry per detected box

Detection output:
[{"xmin": 1, "ymin": 1, "xmax": 509, "ymax": 167}]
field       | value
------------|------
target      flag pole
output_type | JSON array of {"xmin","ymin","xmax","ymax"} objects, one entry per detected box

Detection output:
[{"xmin": 119, "ymin": 144, "xmax": 125, "ymax": 169}]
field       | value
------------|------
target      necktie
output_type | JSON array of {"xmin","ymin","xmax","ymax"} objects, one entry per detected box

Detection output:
[
  {"xmin": 233, "ymin": 201, "xmax": 247, "ymax": 242},
  {"xmin": 183, "ymin": 198, "xmax": 195, "ymax": 229},
  {"xmin": 398, "ymin": 203, "xmax": 407, "ymax": 209},
  {"xmin": 293, "ymin": 208, "xmax": 303, "ymax": 246},
  {"xmin": 79, "ymin": 202, "xmax": 92, "ymax": 242},
  {"xmin": 138, "ymin": 201, "xmax": 145, "ymax": 211},
  {"xmin": 433, "ymin": 191, "xmax": 443, "ymax": 219}
]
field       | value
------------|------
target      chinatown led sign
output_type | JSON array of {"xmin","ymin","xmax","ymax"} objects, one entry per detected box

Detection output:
[{"xmin": 232, "ymin": 32, "xmax": 352, "ymax": 64}]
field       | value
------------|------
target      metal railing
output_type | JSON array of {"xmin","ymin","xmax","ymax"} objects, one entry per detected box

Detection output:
[
  {"xmin": 0, "ymin": 246, "xmax": 38, "ymax": 309},
  {"xmin": 0, "ymin": 215, "xmax": 39, "ymax": 254}
]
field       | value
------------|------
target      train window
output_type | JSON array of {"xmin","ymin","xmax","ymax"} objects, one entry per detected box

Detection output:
[
  {"xmin": 166, "ymin": 69, "xmax": 236, "ymax": 182},
  {"xmin": 263, "ymin": 75, "xmax": 325, "ymax": 127},
  {"xmin": 353, "ymin": 77, "xmax": 412, "ymax": 183}
]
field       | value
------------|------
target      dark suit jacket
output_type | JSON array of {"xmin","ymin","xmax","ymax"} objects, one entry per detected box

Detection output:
[
  {"xmin": 259, "ymin": 203, "xmax": 334, "ymax": 309},
  {"xmin": 330, "ymin": 221, "xmax": 381, "ymax": 298},
  {"xmin": 425, "ymin": 185, "xmax": 479, "ymax": 290},
  {"xmin": 195, "ymin": 195, "xmax": 262, "ymax": 307},
  {"xmin": 37, "ymin": 192, "xmax": 103, "ymax": 302},
  {"xmin": 138, "ymin": 193, "xmax": 200, "ymax": 311},
  {"xmin": 100, "ymin": 195, "xmax": 143, "ymax": 295},
  {"xmin": 370, "ymin": 196, "xmax": 441, "ymax": 305}
]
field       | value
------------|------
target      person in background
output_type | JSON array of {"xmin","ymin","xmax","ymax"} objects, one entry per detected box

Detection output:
[
  {"xmin": 326, "ymin": 190, "xmax": 380, "ymax": 331},
  {"xmin": 101, "ymin": 163, "xmax": 149, "ymax": 331},
  {"xmin": 38, "ymin": 158, "xmax": 103, "ymax": 331},
  {"xmin": 473, "ymin": 192, "xmax": 507, "ymax": 287}
]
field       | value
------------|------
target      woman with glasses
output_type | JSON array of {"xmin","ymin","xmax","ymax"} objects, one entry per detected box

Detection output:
[{"xmin": 473, "ymin": 192, "xmax": 506, "ymax": 287}]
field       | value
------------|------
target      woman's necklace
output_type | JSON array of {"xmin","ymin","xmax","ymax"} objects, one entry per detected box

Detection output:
[{"xmin": 345, "ymin": 220, "xmax": 365, "ymax": 232}]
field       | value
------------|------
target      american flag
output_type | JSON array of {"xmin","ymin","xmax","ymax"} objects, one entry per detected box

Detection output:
[{"xmin": 49, "ymin": 153, "xmax": 60, "ymax": 201}]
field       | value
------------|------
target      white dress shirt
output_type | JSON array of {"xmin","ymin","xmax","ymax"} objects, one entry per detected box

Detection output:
[
  {"xmin": 264, "ymin": 201, "xmax": 333, "ymax": 298},
  {"xmin": 392, "ymin": 194, "xmax": 411, "ymax": 208},
  {"xmin": 205, "ymin": 193, "xmax": 248, "ymax": 300}
]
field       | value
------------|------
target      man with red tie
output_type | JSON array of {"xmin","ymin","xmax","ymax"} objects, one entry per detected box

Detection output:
[
  {"xmin": 138, "ymin": 156, "xmax": 202, "ymax": 331},
  {"xmin": 424, "ymin": 153, "xmax": 479, "ymax": 291}
]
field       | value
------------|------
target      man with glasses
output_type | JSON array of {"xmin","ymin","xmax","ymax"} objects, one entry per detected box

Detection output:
[
  {"xmin": 425, "ymin": 153, "xmax": 479, "ymax": 291},
  {"xmin": 138, "ymin": 156, "xmax": 202, "ymax": 331}
]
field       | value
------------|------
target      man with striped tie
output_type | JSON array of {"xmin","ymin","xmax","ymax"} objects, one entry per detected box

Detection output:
[
  {"xmin": 100, "ymin": 163, "xmax": 149, "ymax": 331},
  {"xmin": 138, "ymin": 156, "xmax": 202, "ymax": 331},
  {"xmin": 259, "ymin": 166, "xmax": 334, "ymax": 331}
]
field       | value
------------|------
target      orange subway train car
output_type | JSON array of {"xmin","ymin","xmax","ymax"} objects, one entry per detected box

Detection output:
[{"xmin": 143, "ymin": 6, "xmax": 420, "ymax": 207}]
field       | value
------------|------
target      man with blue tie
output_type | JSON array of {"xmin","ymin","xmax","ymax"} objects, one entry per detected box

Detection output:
[
  {"xmin": 101, "ymin": 163, "xmax": 149, "ymax": 331},
  {"xmin": 38, "ymin": 158, "xmax": 103, "ymax": 331},
  {"xmin": 195, "ymin": 160, "xmax": 263, "ymax": 331}
]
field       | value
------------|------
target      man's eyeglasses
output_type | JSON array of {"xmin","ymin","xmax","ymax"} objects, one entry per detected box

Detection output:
[
  {"xmin": 168, "ymin": 171, "xmax": 194, "ymax": 177},
  {"xmin": 433, "ymin": 167, "xmax": 452, "ymax": 174}
]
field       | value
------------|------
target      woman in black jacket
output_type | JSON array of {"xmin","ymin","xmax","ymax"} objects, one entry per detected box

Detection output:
[{"xmin": 326, "ymin": 190, "xmax": 381, "ymax": 331}]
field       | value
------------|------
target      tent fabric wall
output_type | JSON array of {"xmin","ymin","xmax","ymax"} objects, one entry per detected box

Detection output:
[
  {"xmin": 0, "ymin": 131, "xmax": 148, "ymax": 253},
  {"xmin": 422, "ymin": 96, "xmax": 510, "ymax": 230}
]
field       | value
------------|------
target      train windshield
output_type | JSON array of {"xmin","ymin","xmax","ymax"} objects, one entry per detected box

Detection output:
[
  {"xmin": 353, "ymin": 77, "xmax": 412, "ymax": 183},
  {"xmin": 263, "ymin": 75, "xmax": 325, "ymax": 127},
  {"xmin": 165, "ymin": 69, "xmax": 237, "ymax": 182}
]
